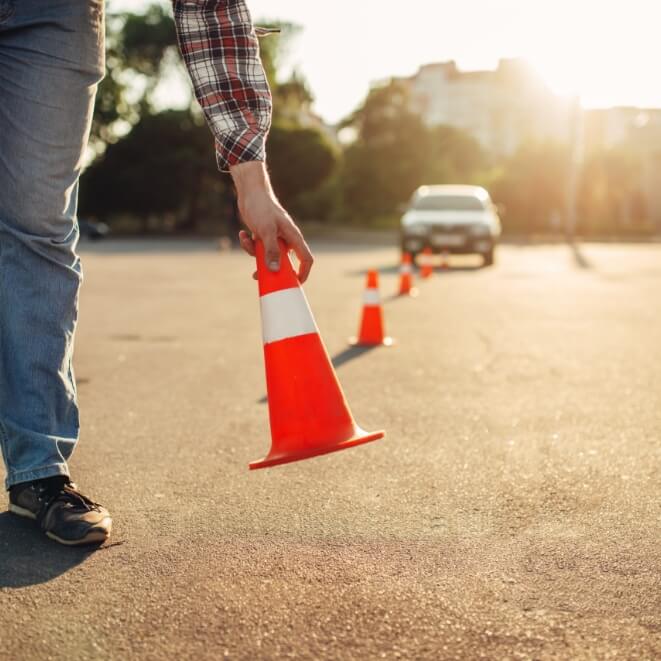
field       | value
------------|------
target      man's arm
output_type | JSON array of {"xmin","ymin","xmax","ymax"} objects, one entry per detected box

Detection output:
[{"xmin": 172, "ymin": 0, "xmax": 313, "ymax": 280}]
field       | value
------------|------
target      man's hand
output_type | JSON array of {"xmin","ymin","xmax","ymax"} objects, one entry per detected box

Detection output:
[{"xmin": 231, "ymin": 161, "xmax": 314, "ymax": 283}]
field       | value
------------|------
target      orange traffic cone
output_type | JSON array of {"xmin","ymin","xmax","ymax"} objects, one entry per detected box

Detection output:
[
  {"xmin": 350, "ymin": 270, "xmax": 393, "ymax": 347},
  {"xmin": 250, "ymin": 240, "xmax": 384, "ymax": 470},
  {"xmin": 398, "ymin": 252, "xmax": 418, "ymax": 296},
  {"xmin": 419, "ymin": 246, "xmax": 434, "ymax": 279}
]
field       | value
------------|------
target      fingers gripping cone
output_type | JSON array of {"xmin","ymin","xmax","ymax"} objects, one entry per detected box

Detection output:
[
  {"xmin": 419, "ymin": 247, "xmax": 434, "ymax": 279},
  {"xmin": 349, "ymin": 270, "xmax": 393, "ymax": 347},
  {"xmin": 398, "ymin": 252, "xmax": 418, "ymax": 297},
  {"xmin": 250, "ymin": 240, "xmax": 384, "ymax": 470}
]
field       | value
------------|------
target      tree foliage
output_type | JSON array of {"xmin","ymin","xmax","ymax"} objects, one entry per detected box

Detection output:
[
  {"xmin": 340, "ymin": 81, "xmax": 488, "ymax": 223},
  {"xmin": 90, "ymin": 4, "xmax": 181, "ymax": 152},
  {"xmin": 267, "ymin": 125, "xmax": 339, "ymax": 214},
  {"xmin": 577, "ymin": 146, "xmax": 647, "ymax": 235},
  {"xmin": 489, "ymin": 142, "xmax": 570, "ymax": 233},
  {"xmin": 80, "ymin": 111, "xmax": 222, "ymax": 232},
  {"xmin": 81, "ymin": 6, "xmax": 335, "ymax": 233},
  {"xmin": 487, "ymin": 140, "xmax": 650, "ymax": 235},
  {"xmin": 80, "ymin": 3, "xmax": 654, "ymax": 237}
]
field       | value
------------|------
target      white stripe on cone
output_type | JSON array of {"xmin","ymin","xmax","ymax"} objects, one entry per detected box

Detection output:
[
  {"xmin": 400, "ymin": 264, "xmax": 412, "ymax": 274},
  {"xmin": 363, "ymin": 288, "xmax": 381, "ymax": 306},
  {"xmin": 260, "ymin": 287, "xmax": 318, "ymax": 345}
]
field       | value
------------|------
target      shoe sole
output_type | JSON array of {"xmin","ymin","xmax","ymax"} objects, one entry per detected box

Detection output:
[
  {"xmin": 9, "ymin": 505, "xmax": 112, "ymax": 546},
  {"xmin": 8, "ymin": 504, "xmax": 36, "ymax": 520}
]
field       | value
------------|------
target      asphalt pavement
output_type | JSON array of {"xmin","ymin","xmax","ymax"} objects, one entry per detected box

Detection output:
[{"xmin": 1, "ymin": 240, "xmax": 659, "ymax": 660}]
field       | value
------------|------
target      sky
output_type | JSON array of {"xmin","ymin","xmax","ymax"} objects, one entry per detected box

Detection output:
[{"xmin": 112, "ymin": 0, "xmax": 661, "ymax": 123}]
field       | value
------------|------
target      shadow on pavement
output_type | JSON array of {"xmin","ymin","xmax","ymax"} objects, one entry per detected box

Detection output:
[
  {"xmin": 433, "ymin": 265, "xmax": 484, "ymax": 273},
  {"xmin": 345, "ymin": 265, "xmax": 400, "ymax": 277},
  {"xmin": 0, "ymin": 512, "xmax": 95, "ymax": 588},
  {"xmin": 257, "ymin": 345, "xmax": 378, "ymax": 404},
  {"xmin": 569, "ymin": 241, "xmax": 594, "ymax": 269},
  {"xmin": 347, "ymin": 263, "xmax": 485, "ymax": 278},
  {"xmin": 330, "ymin": 344, "xmax": 378, "ymax": 369},
  {"xmin": 382, "ymin": 292, "xmax": 405, "ymax": 303}
]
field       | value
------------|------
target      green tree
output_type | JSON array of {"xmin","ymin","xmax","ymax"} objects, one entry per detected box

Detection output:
[
  {"xmin": 339, "ymin": 81, "xmax": 489, "ymax": 223},
  {"xmin": 267, "ymin": 125, "xmax": 339, "ymax": 216},
  {"xmin": 578, "ymin": 145, "xmax": 646, "ymax": 235},
  {"xmin": 251, "ymin": 22, "xmax": 338, "ymax": 220},
  {"xmin": 80, "ymin": 111, "xmax": 223, "ymax": 232},
  {"xmin": 489, "ymin": 141, "xmax": 570, "ymax": 233},
  {"xmin": 340, "ymin": 81, "xmax": 431, "ymax": 222},
  {"xmin": 427, "ymin": 125, "xmax": 488, "ymax": 183},
  {"xmin": 255, "ymin": 23, "xmax": 301, "ymax": 93},
  {"xmin": 82, "ymin": 6, "xmax": 337, "ymax": 231},
  {"xmin": 90, "ymin": 4, "xmax": 182, "ymax": 153}
]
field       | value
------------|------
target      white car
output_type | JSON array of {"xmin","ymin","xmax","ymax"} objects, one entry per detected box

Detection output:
[{"xmin": 400, "ymin": 185, "xmax": 501, "ymax": 266}]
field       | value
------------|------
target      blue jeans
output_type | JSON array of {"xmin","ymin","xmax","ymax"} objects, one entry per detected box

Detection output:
[{"xmin": 0, "ymin": 0, "xmax": 104, "ymax": 489}]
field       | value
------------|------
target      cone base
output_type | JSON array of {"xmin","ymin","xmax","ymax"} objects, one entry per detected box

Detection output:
[
  {"xmin": 249, "ymin": 428, "xmax": 384, "ymax": 470},
  {"xmin": 399, "ymin": 287, "xmax": 419, "ymax": 298},
  {"xmin": 348, "ymin": 336, "xmax": 394, "ymax": 347}
]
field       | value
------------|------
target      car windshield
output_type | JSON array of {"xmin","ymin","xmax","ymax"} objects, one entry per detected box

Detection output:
[{"xmin": 413, "ymin": 195, "xmax": 486, "ymax": 211}]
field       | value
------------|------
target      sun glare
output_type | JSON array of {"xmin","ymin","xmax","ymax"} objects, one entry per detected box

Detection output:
[
  {"xmin": 517, "ymin": 0, "xmax": 657, "ymax": 107},
  {"xmin": 109, "ymin": 0, "xmax": 661, "ymax": 120}
]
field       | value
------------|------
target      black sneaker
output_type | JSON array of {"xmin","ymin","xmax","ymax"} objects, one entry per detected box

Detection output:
[{"xmin": 8, "ymin": 476, "xmax": 112, "ymax": 546}]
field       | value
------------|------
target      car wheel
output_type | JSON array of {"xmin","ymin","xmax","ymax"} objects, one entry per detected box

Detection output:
[{"xmin": 482, "ymin": 248, "xmax": 495, "ymax": 267}]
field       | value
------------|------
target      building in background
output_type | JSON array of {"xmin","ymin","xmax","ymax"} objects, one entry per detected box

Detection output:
[
  {"xmin": 399, "ymin": 58, "xmax": 573, "ymax": 157},
  {"xmin": 379, "ymin": 58, "xmax": 661, "ymax": 231}
]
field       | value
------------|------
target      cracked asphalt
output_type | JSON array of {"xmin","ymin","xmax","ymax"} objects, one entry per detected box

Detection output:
[{"xmin": 1, "ymin": 240, "xmax": 659, "ymax": 660}]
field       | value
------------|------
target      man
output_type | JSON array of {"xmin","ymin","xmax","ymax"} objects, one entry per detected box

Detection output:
[{"xmin": 0, "ymin": 0, "xmax": 313, "ymax": 546}]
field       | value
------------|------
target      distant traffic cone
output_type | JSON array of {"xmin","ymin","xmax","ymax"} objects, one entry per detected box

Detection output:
[
  {"xmin": 398, "ymin": 252, "xmax": 418, "ymax": 296},
  {"xmin": 349, "ymin": 270, "xmax": 393, "ymax": 347},
  {"xmin": 439, "ymin": 250, "xmax": 450, "ymax": 271},
  {"xmin": 419, "ymin": 246, "xmax": 434, "ymax": 279},
  {"xmin": 250, "ymin": 240, "xmax": 385, "ymax": 470}
]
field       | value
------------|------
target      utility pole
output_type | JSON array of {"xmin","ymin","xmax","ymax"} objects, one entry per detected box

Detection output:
[{"xmin": 566, "ymin": 95, "xmax": 584, "ymax": 241}]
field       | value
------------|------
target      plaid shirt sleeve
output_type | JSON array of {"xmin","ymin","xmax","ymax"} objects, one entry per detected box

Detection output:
[{"xmin": 172, "ymin": 0, "xmax": 272, "ymax": 172}]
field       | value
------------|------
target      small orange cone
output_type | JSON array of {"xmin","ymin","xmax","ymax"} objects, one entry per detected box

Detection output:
[
  {"xmin": 250, "ymin": 240, "xmax": 384, "ymax": 470},
  {"xmin": 398, "ymin": 252, "xmax": 418, "ymax": 296},
  {"xmin": 419, "ymin": 246, "xmax": 434, "ymax": 279},
  {"xmin": 350, "ymin": 270, "xmax": 393, "ymax": 347}
]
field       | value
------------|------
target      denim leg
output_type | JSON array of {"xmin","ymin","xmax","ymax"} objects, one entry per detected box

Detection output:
[{"xmin": 0, "ymin": 0, "xmax": 105, "ymax": 489}]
